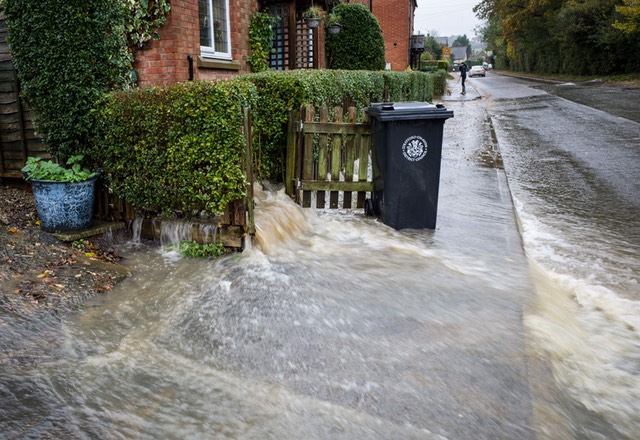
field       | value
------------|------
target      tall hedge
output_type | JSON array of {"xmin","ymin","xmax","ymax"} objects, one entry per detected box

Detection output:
[
  {"xmin": 3, "ymin": 0, "xmax": 132, "ymax": 160},
  {"xmin": 325, "ymin": 3, "xmax": 385, "ymax": 71},
  {"xmin": 90, "ymin": 80, "xmax": 257, "ymax": 217}
]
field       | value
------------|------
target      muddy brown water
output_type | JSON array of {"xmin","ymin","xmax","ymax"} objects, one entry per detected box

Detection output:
[{"xmin": 2, "ymin": 77, "xmax": 639, "ymax": 439}]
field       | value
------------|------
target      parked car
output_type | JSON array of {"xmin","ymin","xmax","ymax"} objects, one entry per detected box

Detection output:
[{"xmin": 469, "ymin": 65, "xmax": 486, "ymax": 77}]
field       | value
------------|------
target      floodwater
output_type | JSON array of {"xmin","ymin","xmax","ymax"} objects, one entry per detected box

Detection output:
[
  {"xmin": 1, "ymin": 75, "xmax": 639, "ymax": 439},
  {"xmin": 469, "ymin": 74, "xmax": 640, "ymax": 439}
]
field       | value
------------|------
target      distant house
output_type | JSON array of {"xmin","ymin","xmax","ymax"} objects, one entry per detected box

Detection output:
[
  {"xmin": 434, "ymin": 36, "xmax": 449, "ymax": 47},
  {"xmin": 474, "ymin": 50, "xmax": 488, "ymax": 61},
  {"xmin": 450, "ymin": 45, "xmax": 467, "ymax": 62},
  {"xmin": 133, "ymin": 0, "xmax": 419, "ymax": 87}
]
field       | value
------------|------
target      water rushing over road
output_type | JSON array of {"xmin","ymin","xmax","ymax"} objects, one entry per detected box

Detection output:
[
  {"xmin": 9, "ymin": 181, "xmax": 534, "ymax": 439},
  {"xmin": 472, "ymin": 75, "xmax": 640, "ymax": 439},
  {"xmin": 1, "ymin": 76, "xmax": 638, "ymax": 439}
]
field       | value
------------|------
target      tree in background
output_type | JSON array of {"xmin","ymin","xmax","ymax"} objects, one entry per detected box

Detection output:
[
  {"xmin": 422, "ymin": 35, "xmax": 443, "ymax": 61},
  {"xmin": 325, "ymin": 3, "xmax": 385, "ymax": 70},
  {"xmin": 613, "ymin": 0, "xmax": 640, "ymax": 33},
  {"xmin": 474, "ymin": 0, "xmax": 640, "ymax": 75},
  {"xmin": 452, "ymin": 35, "xmax": 472, "ymax": 59}
]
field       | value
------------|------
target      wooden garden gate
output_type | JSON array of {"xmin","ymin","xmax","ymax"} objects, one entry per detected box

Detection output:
[{"xmin": 286, "ymin": 105, "xmax": 373, "ymax": 209}]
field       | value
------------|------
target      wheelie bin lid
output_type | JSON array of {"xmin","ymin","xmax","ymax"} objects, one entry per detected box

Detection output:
[{"xmin": 367, "ymin": 102, "xmax": 454, "ymax": 121}]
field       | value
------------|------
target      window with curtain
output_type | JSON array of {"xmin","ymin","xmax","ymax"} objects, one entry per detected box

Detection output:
[{"xmin": 199, "ymin": 0, "xmax": 231, "ymax": 59}]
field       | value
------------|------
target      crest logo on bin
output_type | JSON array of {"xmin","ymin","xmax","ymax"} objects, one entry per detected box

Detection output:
[{"xmin": 401, "ymin": 135, "xmax": 428, "ymax": 162}]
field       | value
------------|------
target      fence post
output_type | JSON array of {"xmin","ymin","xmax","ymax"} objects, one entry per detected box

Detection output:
[
  {"xmin": 329, "ymin": 106, "xmax": 343, "ymax": 208},
  {"xmin": 286, "ymin": 109, "xmax": 299, "ymax": 197},
  {"xmin": 243, "ymin": 107, "xmax": 255, "ymax": 236}
]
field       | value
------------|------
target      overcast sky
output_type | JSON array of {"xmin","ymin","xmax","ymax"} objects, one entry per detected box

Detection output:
[{"xmin": 414, "ymin": 0, "xmax": 483, "ymax": 39}]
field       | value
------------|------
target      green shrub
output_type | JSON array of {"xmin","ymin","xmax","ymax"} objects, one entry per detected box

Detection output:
[
  {"xmin": 437, "ymin": 60, "xmax": 449, "ymax": 71},
  {"xmin": 382, "ymin": 71, "xmax": 431, "ymax": 102},
  {"xmin": 89, "ymin": 80, "xmax": 257, "ymax": 217},
  {"xmin": 431, "ymin": 70, "xmax": 448, "ymax": 97},
  {"xmin": 325, "ymin": 3, "xmax": 385, "ymax": 70},
  {"xmin": 88, "ymin": 70, "xmax": 442, "ymax": 215},
  {"xmin": 3, "ymin": 0, "xmax": 132, "ymax": 161}
]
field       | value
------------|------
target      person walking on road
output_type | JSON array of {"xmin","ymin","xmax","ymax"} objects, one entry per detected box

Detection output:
[{"xmin": 459, "ymin": 62, "xmax": 468, "ymax": 95}]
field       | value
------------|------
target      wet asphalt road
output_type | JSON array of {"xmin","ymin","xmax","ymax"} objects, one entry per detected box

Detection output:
[
  {"xmin": 446, "ymin": 72, "xmax": 640, "ymax": 210},
  {"xmin": 443, "ymin": 72, "xmax": 640, "ymax": 440}
]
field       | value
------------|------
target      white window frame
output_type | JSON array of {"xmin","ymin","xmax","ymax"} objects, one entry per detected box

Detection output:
[{"xmin": 200, "ymin": 0, "xmax": 232, "ymax": 60}]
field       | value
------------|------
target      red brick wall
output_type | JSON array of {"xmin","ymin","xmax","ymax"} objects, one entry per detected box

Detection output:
[
  {"xmin": 134, "ymin": 0, "xmax": 258, "ymax": 87},
  {"xmin": 372, "ymin": 0, "xmax": 415, "ymax": 71},
  {"xmin": 133, "ymin": 0, "xmax": 416, "ymax": 85}
]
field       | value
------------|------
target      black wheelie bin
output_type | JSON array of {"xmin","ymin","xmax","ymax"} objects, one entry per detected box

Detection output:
[{"xmin": 367, "ymin": 102, "xmax": 454, "ymax": 230}]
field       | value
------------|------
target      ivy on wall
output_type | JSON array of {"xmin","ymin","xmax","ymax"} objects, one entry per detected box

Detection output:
[
  {"xmin": 125, "ymin": 0, "xmax": 171, "ymax": 50},
  {"xmin": 3, "ymin": 0, "xmax": 171, "ymax": 161},
  {"xmin": 3, "ymin": 0, "xmax": 133, "ymax": 160},
  {"xmin": 248, "ymin": 11, "xmax": 277, "ymax": 73}
]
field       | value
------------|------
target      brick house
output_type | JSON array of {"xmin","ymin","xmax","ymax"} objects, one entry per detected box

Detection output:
[{"xmin": 134, "ymin": 0, "xmax": 418, "ymax": 88}]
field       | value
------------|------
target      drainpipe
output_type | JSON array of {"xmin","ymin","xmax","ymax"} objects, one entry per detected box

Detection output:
[{"xmin": 187, "ymin": 55, "xmax": 194, "ymax": 81}]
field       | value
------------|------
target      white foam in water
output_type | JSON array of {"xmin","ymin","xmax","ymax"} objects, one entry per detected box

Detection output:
[{"xmin": 512, "ymin": 194, "xmax": 640, "ymax": 438}]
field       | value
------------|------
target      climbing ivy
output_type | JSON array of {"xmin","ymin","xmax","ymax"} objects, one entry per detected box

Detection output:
[
  {"xmin": 3, "ymin": 0, "xmax": 133, "ymax": 161},
  {"xmin": 125, "ymin": 0, "xmax": 171, "ymax": 50},
  {"xmin": 248, "ymin": 11, "xmax": 277, "ymax": 73}
]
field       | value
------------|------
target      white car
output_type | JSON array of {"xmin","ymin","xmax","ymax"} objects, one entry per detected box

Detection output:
[{"xmin": 468, "ymin": 65, "xmax": 486, "ymax": 77}]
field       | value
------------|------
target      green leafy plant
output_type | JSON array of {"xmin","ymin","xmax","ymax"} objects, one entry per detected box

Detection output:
[
  {"xmin": 21, "ymin": 155, "xmax": 98, "ymax": 183},
  {"xmin": 245, "ymin": 69, "xmax": 438, "ymax": 180},
  {"xmin": 325, "ymin": 13, "xmax": 342, "ymax": 27},
  {"xmin": 248, "ymin": 11, "xmax": 277, "ymax": 73},
  {"xmin": 303, "ymin": 5, "xmax": 324, "ymax": 19},
  {"xmin": 87, "ymin": 70, "xmax": 442, "ymax": 214},
  {"xmin": 90, "ymin": 80, "xmax": 257, "ymax": 217},
  {"xmin": 178, "ymin": 240, "xmax": 226, "ymax": 258}
]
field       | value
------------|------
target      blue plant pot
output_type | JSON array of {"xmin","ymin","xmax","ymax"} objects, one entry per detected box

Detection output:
[{"xmin": 31, "ymin": 175, "xmax": 99, "ymax": 232}]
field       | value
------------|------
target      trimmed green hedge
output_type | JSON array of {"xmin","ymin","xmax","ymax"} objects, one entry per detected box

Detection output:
[
  {"xmin": 325, "ymin": 3, "xmax": 385, "ymax": 71},
  {"xmin": 89, "ymin": 80, "xmax": 257, "ymax": 217},
  {"xmin": 88, "ymin": 70, "xmax": 443, "ymax": 217}
]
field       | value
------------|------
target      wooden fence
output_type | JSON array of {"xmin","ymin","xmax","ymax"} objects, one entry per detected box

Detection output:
[
  {"xmin": 286, "ymin": 105, "xmax": 373, "ymax": 209},
  {"xmin": 0, "ymin": 9, "xmax": 48, "ymax": 178}
]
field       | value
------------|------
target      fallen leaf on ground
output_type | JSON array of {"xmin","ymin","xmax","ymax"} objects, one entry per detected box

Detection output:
[{"xmin": 37, "ymin": 270, "xmax": 52, "ymax": 278}]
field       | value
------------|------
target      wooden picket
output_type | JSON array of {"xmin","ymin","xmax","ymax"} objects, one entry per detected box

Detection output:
[{"xmin": 286, "ymin": 105, "xmax": 373, "ymax": 209}]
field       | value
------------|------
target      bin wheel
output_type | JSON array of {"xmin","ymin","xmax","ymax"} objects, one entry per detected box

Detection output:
[{"xmin": 364, "ymin": 198, "xmax": 374, "ymax": 216}]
